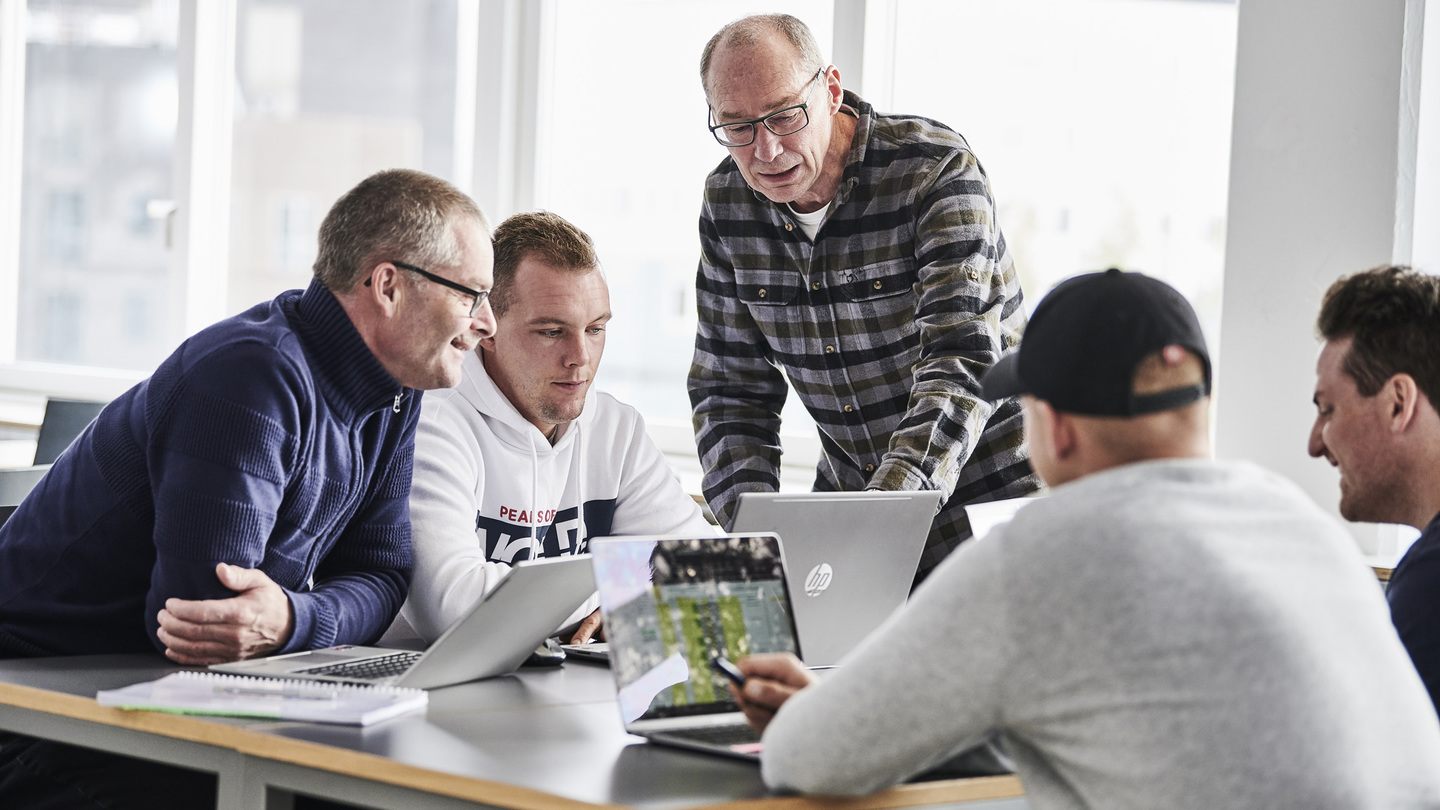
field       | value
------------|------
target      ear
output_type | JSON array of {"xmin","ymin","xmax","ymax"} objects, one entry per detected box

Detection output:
[
  {"xmin": 1386, "ymin": 373, "xmax": 1421, "ymax": 433},
  {"xmin": 1028, "ymin": 399, "xmax": 1075, "ymax": 458},
  {"xmin": 824, "ymin": 65, "xmax": 843, "ymax": 114},
  {"xmin": 1045, "ymin": 404, "xmax": 1080, "ymax": 461},
  {"xmin": 361, "ymin": 262, "xmax": 404, "ymax": 317}
]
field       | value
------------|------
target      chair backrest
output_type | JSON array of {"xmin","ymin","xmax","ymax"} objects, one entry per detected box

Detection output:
[
  {"xmin": 34, "ymin": 398, "xmax": 105, "ymax": 466},
  {"xmin": 0, "ymin": 464, "xmax": 49, "ymax": 517}
]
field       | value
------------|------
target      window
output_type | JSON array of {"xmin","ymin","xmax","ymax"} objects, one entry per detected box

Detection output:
[
  {"xmin": 0, "ymin": 0, "xmax": 1427, "ymax": 558},
  {"xmin": 19, "ymin": 0, "xmax": 179, "ymax": 370},
  {"xmin": 890, "ymin": 0, "xmax": 1237, "ymax": 343},
  {"xmin": 536, "ymin": 0, "xmax": 832, "ymax": 433},
  {"xmin": 227, "ymin": 0, "xmax": 462, "ymax": 311}
]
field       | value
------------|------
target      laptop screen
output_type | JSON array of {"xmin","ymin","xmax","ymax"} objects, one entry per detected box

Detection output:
[
  {"xmin": 965, "ymin": 495, "xmax": 1045, "ymax": 541},
  {"xmin": 592, "ymin": 534, "xmax": 800, "ymax": 722}
]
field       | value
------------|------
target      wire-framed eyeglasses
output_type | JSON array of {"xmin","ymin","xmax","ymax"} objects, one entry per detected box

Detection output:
[{"xmin": 708, "ymin": 67, "xmax": 826, "ymax": 148}]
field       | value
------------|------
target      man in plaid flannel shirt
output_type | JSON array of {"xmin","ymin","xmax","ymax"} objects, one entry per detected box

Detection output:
[{"xmin": 689, "ymin": 14, "xmax": 1039, "ymax": 582}]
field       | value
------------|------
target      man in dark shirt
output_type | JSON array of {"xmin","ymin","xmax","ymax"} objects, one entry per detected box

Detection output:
[
  {"xmin": 0, "ymin": 168, "xmax": 497, "ymax": 808},
  {"xmin": 688, "ymin": 14, "xmax": 1037, "ymax": 583},
  {"xmin": 1308, "ymin": 264, "xmax": 1440, "ymax": 713}
]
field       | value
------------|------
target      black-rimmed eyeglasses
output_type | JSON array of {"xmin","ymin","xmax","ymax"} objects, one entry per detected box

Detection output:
[
  {"xmin": 380, "ymin": 260, "xmax": 490, "ymax": 317},
  {"xmin": 708, "ymin": 68, "xmax": 826, "ymax": 148}
]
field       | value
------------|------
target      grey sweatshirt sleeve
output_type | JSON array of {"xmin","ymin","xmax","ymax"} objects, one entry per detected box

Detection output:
[{"xmin": 759, "ymin": 531, "xmax": 1015, "ymax": 795}]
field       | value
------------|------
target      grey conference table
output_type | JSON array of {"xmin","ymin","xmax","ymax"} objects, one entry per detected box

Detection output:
[{"xmin": 0, "ymin": 654, "xmax": 1027, "ymax": 810}]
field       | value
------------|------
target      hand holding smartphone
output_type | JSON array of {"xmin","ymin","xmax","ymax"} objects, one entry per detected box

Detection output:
[{"xmin": 710, "ymin": 655, "xmax": 746, "ymax": 688}]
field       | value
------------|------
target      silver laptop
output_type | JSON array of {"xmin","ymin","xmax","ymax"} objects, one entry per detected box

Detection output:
[
  {"xmin": 730, "ymin": 490, "xmax": 942, "ymax": 668},
  {"xmin": 591, "ymin": 533, "xmax": 801, "ymax": 761},
  {"xmin": 211, "ymin": 555, "xmax": 595, "ymax": 690}
]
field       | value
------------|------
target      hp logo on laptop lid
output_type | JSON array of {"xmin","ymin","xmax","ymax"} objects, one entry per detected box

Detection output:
[{"xmin": 804, "ymin": 563, "xmax": 833, "ymax": 597}]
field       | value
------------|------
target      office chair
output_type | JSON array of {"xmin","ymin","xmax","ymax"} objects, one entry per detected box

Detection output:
[
  {"xmin": 0, "ymin": 464, "xmax": 48, "ymax": 529},
  {"xmin": 34, "ymin": 398, "xmax": 105, "ymax": 466}
]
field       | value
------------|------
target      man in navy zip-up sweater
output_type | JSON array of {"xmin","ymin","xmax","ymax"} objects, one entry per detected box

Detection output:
[{"xmin": 0, "ymin": 169, "xmax": 497, "ymax": 808}]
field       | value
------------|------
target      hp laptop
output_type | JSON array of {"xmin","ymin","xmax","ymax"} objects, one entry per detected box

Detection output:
[
  {"xmin": 730, "ymin": 490, "xmax": 942, "ymax": 667},
  {"xmin": 211, "ymin": 555, "xmax": 595, "ymax": 690},
  {"xmin": 591, "ymin": 533, "xmax": 801, "ymax": 761}
]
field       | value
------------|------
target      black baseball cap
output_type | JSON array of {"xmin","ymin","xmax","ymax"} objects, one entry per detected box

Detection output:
[{"xmin": 980, "ymin": 269, "xmax": 1211, "ymax": 416}]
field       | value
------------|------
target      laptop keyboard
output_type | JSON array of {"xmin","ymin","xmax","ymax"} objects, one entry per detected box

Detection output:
[
  {"xmin": 298, "ymin": 651, "xmax": 422, "ymax": 681},
  {"xmin": 663, "ymin": 723, "xmax": 761, "ymax": 747}
]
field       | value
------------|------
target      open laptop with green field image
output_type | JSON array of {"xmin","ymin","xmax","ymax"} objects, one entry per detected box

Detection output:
[{"xmin": 590, "ymin": 533, "xmax": 800, "ymax": 761}]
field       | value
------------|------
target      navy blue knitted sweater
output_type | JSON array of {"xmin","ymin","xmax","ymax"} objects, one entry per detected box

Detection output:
[{"xmin": 0, "ymin": 279, "xmax": 419, "ymax": 657}]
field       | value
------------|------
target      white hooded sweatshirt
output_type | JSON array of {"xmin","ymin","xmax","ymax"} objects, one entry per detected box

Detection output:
[{"xmin": 398, "ymin": 349, "xmax": 713, "ymax": 641}]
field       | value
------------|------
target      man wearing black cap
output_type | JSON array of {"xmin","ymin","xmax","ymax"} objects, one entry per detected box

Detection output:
[{"xmin": 725, "ymin": 269, "xmax": 1440, "ymax": 806}]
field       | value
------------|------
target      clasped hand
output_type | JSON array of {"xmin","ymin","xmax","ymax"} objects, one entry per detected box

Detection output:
[{"xmin": 156, "ymin": 563, "xmax": 295, "ymax": 665}]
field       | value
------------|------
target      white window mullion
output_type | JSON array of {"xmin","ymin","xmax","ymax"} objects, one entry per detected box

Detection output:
[
  {"xmin": 173, "ymin": 0, "xmax": 236, "ymax": 336},
  {"xmin": 516, "ymin": 0, "xmax": 552, "ymax": 215},
  {"xmin": 470, "ymin": 0, "xmax": 546, "ymax": 221},
  {"xmin": 832, "ymin": 0, "xmax": 895, "ymax": 109},
  {"xmin": 452, "ymin": 0, "xmax": 480, "ymax": 198},
  {"xmin": 1410, "ymin": 0, "xmax": 1440, "ymax": 271},
  {"xmin": 0, "ymin": 0, "xmax": 26, "ymax": 364}
]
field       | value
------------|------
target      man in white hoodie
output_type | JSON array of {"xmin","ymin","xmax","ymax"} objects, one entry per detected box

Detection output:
[{"xmin": 398, "ymin": 211, "xmax": 713, "ymax": 644}]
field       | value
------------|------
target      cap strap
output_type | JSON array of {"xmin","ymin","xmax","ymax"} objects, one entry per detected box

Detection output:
[{"xmin": 1128, "ymin": 384, "xmax": 1208, "ymax": 415}]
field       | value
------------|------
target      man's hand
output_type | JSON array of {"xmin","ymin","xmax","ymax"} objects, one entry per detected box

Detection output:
[
  {"xmin": 729, "ymin": 652, "xmax": 816, "ymax": 733},
  {"xmin": 568, "ymin": 608, "xmax": 605, "ymax": 645},
  {"xmin": 156, "ymin": 563, "xmax": 295, "ymax": 665}
]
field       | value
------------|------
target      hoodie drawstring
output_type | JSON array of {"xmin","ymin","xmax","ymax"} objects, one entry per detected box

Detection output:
[
  {"xmin": 572, "ymin": 423, "xmax": 586, "ymax": 554},
  {"xmin": 527, "ymin": 422, "xmax": 587, "ymax": 561},
  {"xmin": 528, "ymin": 436, "xmax": 541, "ymax": 561}
]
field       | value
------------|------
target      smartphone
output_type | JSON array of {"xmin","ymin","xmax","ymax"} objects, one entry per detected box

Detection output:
[{"xmin": 710, "ymin": 655, "xmax": 746, "ymax": 688}]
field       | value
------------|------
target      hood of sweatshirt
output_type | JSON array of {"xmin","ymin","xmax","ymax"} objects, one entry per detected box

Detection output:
[
  {"xmin": 453, "ymin": 349, "xmax": 596, "ymax": 558},
  {"xmin": 455, "ymin": 349, "xmax": 597, "ymax": 455}
]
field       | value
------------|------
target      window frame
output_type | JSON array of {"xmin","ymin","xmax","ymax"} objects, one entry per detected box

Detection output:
[{"xmin": 0, "ymin": 0, "xmax": 1431, "ymax": 541}]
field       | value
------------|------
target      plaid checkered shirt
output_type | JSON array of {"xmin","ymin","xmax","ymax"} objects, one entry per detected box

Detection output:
[{"xmin": 688, "ymin": 92, "xmax": 1040, "ymax": 580}]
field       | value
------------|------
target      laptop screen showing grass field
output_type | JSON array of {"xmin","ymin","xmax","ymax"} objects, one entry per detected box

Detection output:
[{"xmin": 591, "ymin": 534, "xmax": 800, "ymax": 759}]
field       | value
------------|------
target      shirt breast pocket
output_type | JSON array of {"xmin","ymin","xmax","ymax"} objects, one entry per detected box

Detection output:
[
  {"xmin": 834, "ymin": 258, "xmax": 918, "ymax": 341},
  {"xmin": 836, "ymin": 257, "xmax": 917, "ymax": 303},
  {"xmin": 734, "ymin": 266, "xmax": 800, "ymax": 308}
]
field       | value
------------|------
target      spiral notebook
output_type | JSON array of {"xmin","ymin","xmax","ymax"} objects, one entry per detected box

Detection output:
[{"xmin": 96, "ymin": 671, "xmax": 427, "ymax": 726}]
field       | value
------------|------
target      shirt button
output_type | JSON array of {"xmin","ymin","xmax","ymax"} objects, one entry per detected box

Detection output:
[
  {"xmin": 758, "ymin": 288, "xmax": 767, "ymax": 299},
  {"xmin": 873, "ymin": 280, "xmax": 883, "ymax": 290},
  {"xmin": 843, "ymin": 404, "xmax": 854, "ymax": 413},
  {"xmin": 824, "ymin": 345, "xmax": 835, "ymax": 354},
  {"xmin": 811, "ymin": 281, "xmax": 821, "ymax": 291},
  {"xmin": 784, "ymin": 222, "xmax": 794, "ymax": 232},
  {"xmin": 864, "ymin": 463, "xmax": 876, "ymax": 473}
]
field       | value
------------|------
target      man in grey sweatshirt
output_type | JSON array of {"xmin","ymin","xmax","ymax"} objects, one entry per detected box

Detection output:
[{"xmin": 731, "ymin": 269, "xmax": 1440, "ymax": 808}]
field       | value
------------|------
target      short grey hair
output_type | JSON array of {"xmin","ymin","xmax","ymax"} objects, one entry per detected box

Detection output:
[
  {"xmin": 700, "ymin": 14, "xmax": 826, "ymax": 98},
  {"xmin": 313, "ymin": 168, "xmax": 489, "ymax": 292}
]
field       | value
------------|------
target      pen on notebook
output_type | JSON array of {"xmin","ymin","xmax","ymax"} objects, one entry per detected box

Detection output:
[{"xmin": 214, "ymin": 685, "xmax": 338, "ymax": 701}]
